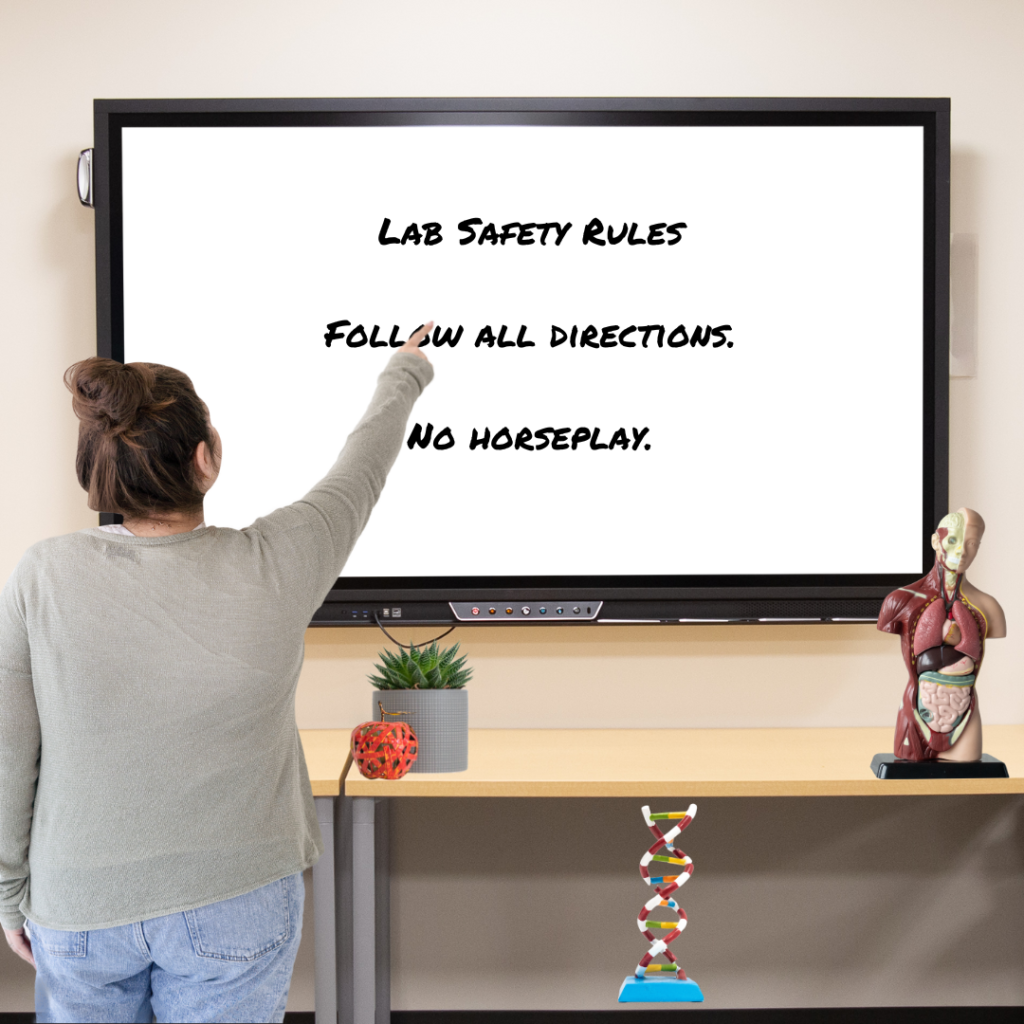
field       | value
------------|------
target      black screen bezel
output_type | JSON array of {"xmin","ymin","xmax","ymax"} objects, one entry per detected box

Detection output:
[{"xmin": 93, "ymin": 97, "xmax": 949, "ymax": 619}]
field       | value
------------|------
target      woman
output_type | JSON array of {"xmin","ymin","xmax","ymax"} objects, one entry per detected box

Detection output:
[{"xmin": 0, "ymin": 324, "xmax": 433, "ymax": 1022}]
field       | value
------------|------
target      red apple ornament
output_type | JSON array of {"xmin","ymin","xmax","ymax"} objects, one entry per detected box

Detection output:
[{"xmin": 351, "ymin": 705, "xmax": 418, "ymax": 780}]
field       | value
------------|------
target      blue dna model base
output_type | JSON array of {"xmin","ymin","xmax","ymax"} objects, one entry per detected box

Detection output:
[{"xmin": 618, "ymin": 975, "xmax": 704, "ymax": 1002}]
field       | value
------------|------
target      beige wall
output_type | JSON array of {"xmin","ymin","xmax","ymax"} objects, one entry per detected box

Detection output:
[{"xmin": 2, "ymin": 0, "xmax": 1022, "ymax": 1013}]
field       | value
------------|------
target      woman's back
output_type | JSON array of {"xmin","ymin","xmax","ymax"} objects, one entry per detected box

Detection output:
[{"xmin": 0, "ymin": 351, "xmax": 433, "ymax": 931}]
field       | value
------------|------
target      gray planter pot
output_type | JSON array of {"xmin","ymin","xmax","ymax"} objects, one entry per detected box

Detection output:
[{"xmin": 372, "ymin": 689, "xmax": 468, "ymax": 773}]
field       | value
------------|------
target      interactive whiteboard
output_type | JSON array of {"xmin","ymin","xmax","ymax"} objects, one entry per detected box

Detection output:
[{"xmin": 95, "ymin": 100, "xmax": 950, "ymax": 621}]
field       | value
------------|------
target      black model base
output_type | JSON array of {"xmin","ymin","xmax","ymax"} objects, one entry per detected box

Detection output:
[{"xmin": 870, "ymin": 753, "xmax": 1009, "ymax": 779}]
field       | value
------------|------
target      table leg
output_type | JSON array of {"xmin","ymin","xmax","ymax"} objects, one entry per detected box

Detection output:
[
  {"xmin": 313, "ymin": 796, "xmax": 340, "ymax": 1024},
  {"xmin": 375, "ymin": 798, "xmax": 390, "ymax": 1023},
  {"xmin": 338, "ymin": 796, "xmax": 353, "ymax": 1024},
  {"xmin": 351, "ymin": 796, "xmax": 391, "ymax": 1024}
]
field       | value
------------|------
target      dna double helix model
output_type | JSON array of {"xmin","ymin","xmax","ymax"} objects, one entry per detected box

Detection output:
[{"xmin": 634, "ymin": 803, "xmax": 697, "ymax": 980}]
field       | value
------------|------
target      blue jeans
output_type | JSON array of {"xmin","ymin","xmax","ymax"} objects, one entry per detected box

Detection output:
[{"xmin": 28, "ymin": 872, "xmax": 304, "ymax": 1024}]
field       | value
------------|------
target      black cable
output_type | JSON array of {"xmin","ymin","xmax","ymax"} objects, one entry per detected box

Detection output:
[{"xmin": 374, "ymin": 612, "xmax": 456, "ymax": 650}]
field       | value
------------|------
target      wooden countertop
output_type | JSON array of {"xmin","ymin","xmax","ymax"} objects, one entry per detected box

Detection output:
[
  {"xmin": 299, "ymin": 728, "xmax": 352, "ymax": 796},
  {"xmin": 341, "ymin": 725, "xmax": 1024, "ymax": 798}
]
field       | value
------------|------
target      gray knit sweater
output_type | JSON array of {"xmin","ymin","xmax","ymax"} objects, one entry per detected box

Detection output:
[{"xmin": 0, "ymin": 352, "xmax": 433, "ymax": 930}]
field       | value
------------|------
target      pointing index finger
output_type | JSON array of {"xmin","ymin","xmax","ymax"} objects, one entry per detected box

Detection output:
[{"xmin": 400, "ymin": 320, "xmax": 434, "ymax": 359}]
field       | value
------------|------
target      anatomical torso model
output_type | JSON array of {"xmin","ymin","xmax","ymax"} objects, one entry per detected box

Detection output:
[{"xmin": 877, "ymin": 508, "xmax": 1006, "ymax": 762}]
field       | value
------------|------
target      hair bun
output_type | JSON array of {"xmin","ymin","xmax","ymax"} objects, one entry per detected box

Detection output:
[
  {"xmin": 66, "ymin": 357, "xmax": 212, "ymax": 517},
  {"xmin": 65, "ymin": 358, "xmax": 160, "ymax": 437}
]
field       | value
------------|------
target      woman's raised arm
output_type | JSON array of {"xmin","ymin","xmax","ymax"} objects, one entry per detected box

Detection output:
[{"xmin": 249, "ymin": 321, "xmax": 436, "ymax": 614}]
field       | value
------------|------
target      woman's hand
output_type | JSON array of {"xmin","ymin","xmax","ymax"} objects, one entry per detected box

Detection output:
[
  {"xmin": 3, "ymin": 927, "xmax": 35, "ymax": 968},
  {"xmin": 398, "ymin": 321, "xmax": 433, "ymax": 360}
]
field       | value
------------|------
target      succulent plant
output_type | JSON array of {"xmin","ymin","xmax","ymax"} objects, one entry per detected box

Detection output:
[{"xmin": 369, "ymin": 641, "xmax": 472, "ymax": 690}]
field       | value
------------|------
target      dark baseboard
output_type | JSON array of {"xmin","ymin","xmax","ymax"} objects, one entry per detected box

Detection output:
[
  {"xmin": 0, "ymin": 1016, "xmax": 323, "ymax": 1024},
  {"xmin": 390, "ymin": 1011, "xmax": 1020, "ymax": 1024},
  {"xmin": 3, "ymin": 1008, "xmax": 1019, "ymax": 1023}
]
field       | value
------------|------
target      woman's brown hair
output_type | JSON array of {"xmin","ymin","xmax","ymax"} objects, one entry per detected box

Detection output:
[{"xmin": 65, "ymin": 358, "xmax": 215, "ymax": 518}]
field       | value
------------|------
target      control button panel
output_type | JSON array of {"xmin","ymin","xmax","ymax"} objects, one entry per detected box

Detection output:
[{"xmin": 449, "ymin": 601, "xmax": 603, "ymax": 622}]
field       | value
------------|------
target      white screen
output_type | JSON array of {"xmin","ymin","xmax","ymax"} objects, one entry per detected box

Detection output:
[{"xmin": 121, "ymin": 123, "xmax": 923, "ymax": 577}]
